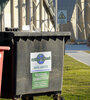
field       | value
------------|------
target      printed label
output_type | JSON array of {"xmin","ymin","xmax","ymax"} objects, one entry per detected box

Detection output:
[
  {"xmin": 30, "ymin": 51, "xmax": 52, "ymax": 73},
  {"xmin": 32, "ymin": 72, "xmax": 49, "ymax": 89}
]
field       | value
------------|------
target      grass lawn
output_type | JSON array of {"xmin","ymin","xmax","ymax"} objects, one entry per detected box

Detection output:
[
  {"xmin": 34, "ymin": 55, "xmax": 90, "ymax": 100},
  {"xmin": 62, "ymin": 55, "xmax": 90, "ymax": 100},
  {"xmin": 84, "ymin": 51, "xmax": 90, "ymax": 53},
  {"xmin": 0, "ymin": 55, "xmax": 90, "ymax": 100}
]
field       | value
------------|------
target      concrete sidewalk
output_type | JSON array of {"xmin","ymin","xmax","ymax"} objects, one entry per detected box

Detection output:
[{"xmin": 65, "ymin": 44, "xmax": 90, "ymax": 66}]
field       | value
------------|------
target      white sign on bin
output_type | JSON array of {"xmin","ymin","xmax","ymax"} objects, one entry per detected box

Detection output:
[
  {"xmin": 58, "ymin": 10, "xmax": 67, "ymax": 24},
  {"xmin": 30, "ymin": 51, "xmax": 52, "ymax": 73}
]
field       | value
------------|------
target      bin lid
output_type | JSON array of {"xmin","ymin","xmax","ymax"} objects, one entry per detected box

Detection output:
[
  {"xmin": 0, "ymin": 46, "xmax": 10, "ymax": 51},
  {"xmin": 13, "ymin": 32, "xmax": 71, "ymax": 37}
]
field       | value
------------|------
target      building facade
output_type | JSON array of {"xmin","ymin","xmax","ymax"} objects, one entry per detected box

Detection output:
[
  {"xmin": 58, "ymin": 0, "xmax": 90, "ymax": 41},
  {"xmin": 0, "ymin": 0, "xmax": 55, "ymax": 32},
  {"xmin": 0, "ymin": 0, "xmax": 90, "ymax": 41}
]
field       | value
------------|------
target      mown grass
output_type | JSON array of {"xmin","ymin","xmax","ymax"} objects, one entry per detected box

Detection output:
[
  {"xmin": 33, "ymin": 55, "xmax": 90, "ymax": 100},
  {"xmin": 0, "ymin": 55, "xmax": 90, "ymax": 100},
  {"xmin": 61, "ymin": 55, "xmax": 90, "ymax": 100},
  {"xmin": 84, "ymin": 51, "xmax": 90, "ymax": 54}
]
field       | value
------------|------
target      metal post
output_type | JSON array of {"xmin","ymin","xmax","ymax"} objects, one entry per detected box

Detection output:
[
  {"xmin": 82, "ymin": 0, "xmax": 87, "ymax": 40},
  {"xmin": 0, "ymin": 14, "xmax": 2, "ymax": 31},
  {"xmin": 1, "ymin": 5, "xmax": 4, "ymax": 31},
  {"xmin": 61, "ymin": 24, "xmax": 63, "ymax": 31},
  {"xmin": 26, "ymin": 0, "xmax": 30, "ymax": 25},
  {"xmin": 55, "ymin": 0, "xmax": 58, "ymax": 32},
  {"xmin": 11, "ymin": 0, "xmax": 14, "ymax": 28},
  {"xmin": 40, "ymin": 0, "xmax": 44, "ymax": 32},
  {"xmin": 36, "ymin": 0, "xmax": 40, "ymax": 30},
  {"xmin": 76, "ymin": 0, "xmax": 78, "ymax": 40},
  {"xmin": 30, "ymin": 0, "xmax": 33, "ymax": 31},
  {"xmin": 18, "ymin": 0, "xmax": 22, "ymax": 31}
]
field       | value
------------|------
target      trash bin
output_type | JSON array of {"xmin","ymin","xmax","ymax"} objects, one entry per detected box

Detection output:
[
  {"xmin": 0, "ymin": 32, "xmax": 70, "ymax": 98},
  {"xmin": 0, "ymin": 46, "xmax": 10, "ymax": 96}
]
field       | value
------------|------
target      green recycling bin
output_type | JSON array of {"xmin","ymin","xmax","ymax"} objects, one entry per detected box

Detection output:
[{"xmin": 0, "ymin": 32, "xmax": 70, "ymax": 98}]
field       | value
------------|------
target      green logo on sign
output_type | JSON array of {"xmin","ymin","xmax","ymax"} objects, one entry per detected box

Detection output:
[
  {"xmin": 59, "ymin": 12, "xmax": 66, "ymax": 19},
  {"xmin": 32, "ymin": 54, "xmax": 50, "ymax": 64}
]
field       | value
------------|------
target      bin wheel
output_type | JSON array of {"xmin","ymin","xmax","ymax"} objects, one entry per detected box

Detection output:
[
  {"xmin": 22, "ymin": 96, "xmax": 33, "ymax": 100},
  {"xmin": 53, "ymin": 94, "xmax": 65, "ymax": 100},
  {"xmin": 61, "ymin": 97, "xmax": 65, "ymax": 100}
]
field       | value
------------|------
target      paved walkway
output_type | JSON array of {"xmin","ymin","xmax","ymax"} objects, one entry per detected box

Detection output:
[{"xmin": 65, "ymin": 44, "xmax": 90, "ymax": 66}]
